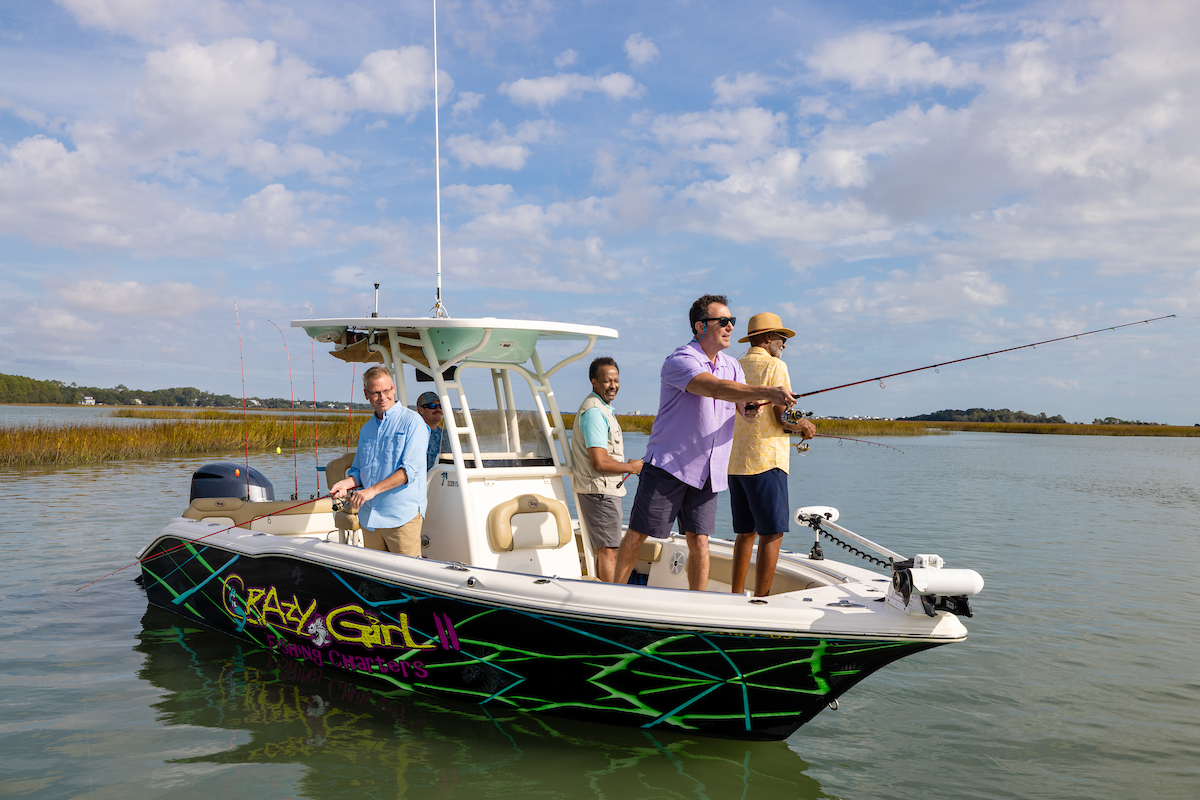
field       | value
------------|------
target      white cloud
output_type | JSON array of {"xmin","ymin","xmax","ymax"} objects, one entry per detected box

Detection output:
[
  {"xmin": 133, "ymin": 39, "xmax": 441, "ymax": 151},
  {"xmin": 554, "ymin": 49, "xmax": 578, "ymax": 68},
  {"xmin": 442, "ymin": 184, "xmax": 514, "ymax": 214},
  {"xmin": 225, "ymin": 140, "xmax": 359, "ymax": 183},
  {"xmin": 444, "ymin": 120, "xmax": 559, "ymax": 170},
  {"xmin": 806, "ymin": 31, "xmax": 979, "ymax": 91},
  {"xmin": 501, "ymin": 72, "xmax": 640, "ymax": 109},
  {"xmin": 816, "ymin": 268, "xmax": 1010, "ymax": 323},
  {"xmin": 330, "ymin": 265, "xmax": 370, "ymax": 289},
  {"xmin": 57, "ymin": 279, "xmax": 219, "ymax": 316},
  {"xmin": 453, "ymin": 91, "xmax": 484, "ymax": 116},
  {"xmin": 625, "ymin": 33, "xmax": 659, "ymax": 68},
  {"xmin": 713, "ymin": 72, "xmax": 775, "ymax": 106}
]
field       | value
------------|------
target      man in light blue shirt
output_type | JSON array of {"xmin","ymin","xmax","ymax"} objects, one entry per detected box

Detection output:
[{"xmin": 330, "ymin": 365, "xmax": 429, "ymax": 556}]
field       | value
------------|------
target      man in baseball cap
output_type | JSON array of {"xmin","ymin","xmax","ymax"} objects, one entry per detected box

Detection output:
[{"xmin": 415, "ymin": 391, "xmax": 445, "ymax": 470}]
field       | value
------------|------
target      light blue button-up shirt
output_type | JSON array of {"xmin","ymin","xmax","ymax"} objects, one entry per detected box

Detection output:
[{"xmin": 347, "ymin": 404, "xmax": 429, "ymax": 529}]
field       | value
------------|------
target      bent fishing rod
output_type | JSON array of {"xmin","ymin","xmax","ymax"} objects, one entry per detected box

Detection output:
[{"xmin": 793, "ymin": 315, "xmax": 1175, "ymax": 400}]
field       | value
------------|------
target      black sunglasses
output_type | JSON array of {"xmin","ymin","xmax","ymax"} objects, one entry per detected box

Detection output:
[
  {"xmin": 420, "ymin": 402, "xmax": 442, "ymax": 410},
  {"xmin": 699, "ymin": 316, "xmax": 736, "ymax": 328}
]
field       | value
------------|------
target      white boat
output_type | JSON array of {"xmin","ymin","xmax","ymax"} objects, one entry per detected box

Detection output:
[{"xmin": 138, "ymin": 315, "xmax": 984, "ymax": 741}]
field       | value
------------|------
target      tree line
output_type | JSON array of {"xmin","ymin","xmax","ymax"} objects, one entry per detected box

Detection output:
[
  {"xmin": 0, "ymin": 373, "xmax": 362, "ymax": 409},
  {"xmin": 900, "ymin": 408, "xmax": 1068, "ymax": 423}
]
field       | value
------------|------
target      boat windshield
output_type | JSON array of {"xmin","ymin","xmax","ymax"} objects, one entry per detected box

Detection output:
[{"xmin": 435, "ymin": 408, "xmax": 555, "ymax": 468}]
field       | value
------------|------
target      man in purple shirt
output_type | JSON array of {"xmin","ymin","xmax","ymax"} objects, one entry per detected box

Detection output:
[{"xmin": 613, "ymin": 294, "xmax": 798, "ymax": 590}]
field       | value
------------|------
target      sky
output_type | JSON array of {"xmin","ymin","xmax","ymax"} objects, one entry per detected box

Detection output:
[{"xmin": 1, "ymin": 0, "xmax": 1197, "ymax": 424}]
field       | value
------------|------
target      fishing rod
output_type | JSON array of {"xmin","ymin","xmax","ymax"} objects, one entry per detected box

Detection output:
[
  {"xmin": 794, "ymin": 315, "xmax": 1176, "ymax": 399},
  {"xmin": 75, "ymin": 493, "xmax": 333, "ymax": 592},
  {"xmin": 268, "ymin": 320, "xmax": 300, "ymax": 500},
  {"xmin": 796, "ymin": 435, "xmax": 904, "ymax": 454}
]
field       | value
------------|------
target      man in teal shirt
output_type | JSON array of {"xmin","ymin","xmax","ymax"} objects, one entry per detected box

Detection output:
[{"xmin": 570, "ymin": 357, "xmax": 643, "ymax": 582}]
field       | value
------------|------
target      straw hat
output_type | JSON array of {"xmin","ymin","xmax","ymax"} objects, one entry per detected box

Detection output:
[{"xmin": 737, "ymin": 312, "xmax": 796, "ymax": 343}]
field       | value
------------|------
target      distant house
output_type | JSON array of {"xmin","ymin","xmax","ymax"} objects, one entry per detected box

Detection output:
[
  {"xmin": 133, "ymin": 398, "xmax": 143, "ymax": 405},
  {"xmin": 81, "ymin": 396, "xmax": 95, "ymax": 405}
]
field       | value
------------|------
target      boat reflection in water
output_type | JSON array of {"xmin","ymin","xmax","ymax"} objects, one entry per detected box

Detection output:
[{"xmin": 136, "ymin": 606, "xmax": 830, "ymax": 798}]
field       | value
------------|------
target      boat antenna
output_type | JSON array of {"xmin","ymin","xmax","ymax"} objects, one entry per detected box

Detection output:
[
  {"xmin": 795, "ymin": 315, "xmax": 1177, "ymax": 399},
  {"xmin": 373, "ymin": 282, "xmax": 380, "ymax": 318},
  {"xmin": 429, "ymin": 0, "xmax": 449, "ymax": 319}
]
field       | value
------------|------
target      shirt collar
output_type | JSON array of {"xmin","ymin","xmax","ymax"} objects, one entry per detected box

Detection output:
[{"xmin": 588, "ymin": 391, "xmax": 613, "ymax": 411}]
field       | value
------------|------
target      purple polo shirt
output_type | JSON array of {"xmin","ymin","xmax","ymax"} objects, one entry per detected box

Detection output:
[{"xmin": 644, "ymin": 339, "xmax": 745, "ymax": 492}]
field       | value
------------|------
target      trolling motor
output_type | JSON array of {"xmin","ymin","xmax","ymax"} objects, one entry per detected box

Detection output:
[{"xmin": 794, "ymin": 506, "xmax": 984, "ymax": 618}]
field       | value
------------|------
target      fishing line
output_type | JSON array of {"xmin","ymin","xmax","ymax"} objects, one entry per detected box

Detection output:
[
  {"xmin": 796, "ymin": 315, "xmax": 1176, "ymax": 399},
  {"xmin": 75, "ymin": 494, "xmax": 333, "ymax": 592},
  {"xmin": 267, "ymin": 320, "xmax": 299, "ymax": 500},
  {"xmin": 234, "ymin": 300, "xmax": 251, "ymax": 497}
]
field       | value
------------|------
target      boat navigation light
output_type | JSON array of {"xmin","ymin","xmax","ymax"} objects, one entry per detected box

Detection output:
[{"xmin": 373, "ymin": 282, "xmax": 380, "ymax": 318}]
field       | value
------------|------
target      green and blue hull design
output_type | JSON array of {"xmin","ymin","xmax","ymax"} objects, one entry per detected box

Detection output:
[{"xmin": 140, "ymin": 534, "xmax": 942, "ymax": 741}]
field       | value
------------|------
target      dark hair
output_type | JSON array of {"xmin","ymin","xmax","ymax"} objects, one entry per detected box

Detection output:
[
  {"xmin": 688, "ymin": 294, "xmax": 729, "ymax": 336},
  {"xmin": 589, "ymin": 356, "xmax": 618, "ymax": 381}
]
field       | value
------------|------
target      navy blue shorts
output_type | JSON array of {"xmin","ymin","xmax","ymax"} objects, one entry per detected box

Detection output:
[
  {"xmin": 729, "ymin": 468, "xmax": 790, "ymax": 536},
  {"xmin": 628, "ymin": 463, "xmax": 718, "ymax": 539}
]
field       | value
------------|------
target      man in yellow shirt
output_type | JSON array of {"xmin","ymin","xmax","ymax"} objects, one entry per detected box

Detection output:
[{"xmin": 727, "ymin": 313, "xmax": 815, "ymax": 596}]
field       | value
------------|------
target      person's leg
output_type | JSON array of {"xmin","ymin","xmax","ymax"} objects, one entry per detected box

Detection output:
[
  {"xmin": 752, "ymin": 533, "xmax": 784, "ymax": 596},
  {"xmin": 615, "ymin": 465, "xmax": 683, "ymax": 584},
  {"xmin": 393, "ymin": 513, "xmax": 423, "ymax": 557},
  {"xmin": 362, "ymin": 527, "xmax": 387, "ymax": 551},
  {"xmin": 728, "ymin": 475, "xmax": 756, "ymax": 594},
  {"xmin": 613, "ymin": 530, "xmax": 648, "ymax": 583},
  {"xmin": 595, "ymin": 546, "xmax": 618, "ymax": 583},
  {"xmin": 731, "ymin": 533, "xmax": 758, "ymax": 595},
  {"xmin": 684, "ymin": 531, "xmax": 710, "ymax": 591},
  {"xmin": 679, "ymin": 479, "xmax": 718, "ymax": 591}
]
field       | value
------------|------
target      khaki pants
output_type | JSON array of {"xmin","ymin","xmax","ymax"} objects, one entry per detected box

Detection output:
[{"xmin": 363, "ymin": 513, "xmax": 423, "ymax": 557}]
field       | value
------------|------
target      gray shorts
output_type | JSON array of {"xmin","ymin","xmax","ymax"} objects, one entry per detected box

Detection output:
[{"xmin": 576, "ymin": 493, "xmax": 624, "ymax": 549}]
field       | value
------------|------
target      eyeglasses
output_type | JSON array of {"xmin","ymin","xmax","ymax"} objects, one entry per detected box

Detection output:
[
  {"xmin": 699, "ymin": 316, "xmax": 736, "ymax": 328},
  {"xmin": 420, "ymin": 402, "xmax": 442, "ymax": 410}
]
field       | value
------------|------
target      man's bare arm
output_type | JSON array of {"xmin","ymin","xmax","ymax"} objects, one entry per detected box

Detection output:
[
  {"xmin": 349, "ymin": 467, "xmax": 408, "ymax": 512},
  {"xmin": 588, "ymin": 447, "xmax": 643, "ymax": 475},
  {"xmin": 685, "ymin": 372, "xmax": 795, "ymax": 407}
]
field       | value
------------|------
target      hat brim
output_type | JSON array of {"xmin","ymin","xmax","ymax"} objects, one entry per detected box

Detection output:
[{"xmin": 738, "ymin": 326, "xmax": 796, "ymax": 344}]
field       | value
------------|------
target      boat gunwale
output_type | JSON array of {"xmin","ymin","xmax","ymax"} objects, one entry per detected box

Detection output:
[{"xmin": 142, "ymin": 520, "xmax": 968, "ymax": 644}]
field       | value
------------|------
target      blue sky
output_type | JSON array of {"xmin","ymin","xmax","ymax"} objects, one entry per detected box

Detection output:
[{"xmin": 1, "ymin": 0, "xmax": 1196, "ymax": 424}]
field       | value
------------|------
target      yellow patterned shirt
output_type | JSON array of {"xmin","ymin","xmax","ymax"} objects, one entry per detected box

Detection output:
[{"xmin": 728, "ymin": 346, "xmax": 792, "ymax": 476}]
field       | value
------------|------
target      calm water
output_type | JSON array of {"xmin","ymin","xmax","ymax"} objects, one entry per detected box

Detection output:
[{"xmin": 1, "ymin": 432, "xmax": 1198, "ymax": 799}]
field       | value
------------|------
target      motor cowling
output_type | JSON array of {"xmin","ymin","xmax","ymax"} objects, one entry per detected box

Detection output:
[{"xmin": 190, "ymin": 463, "xmax": 275, "ymax": 502}]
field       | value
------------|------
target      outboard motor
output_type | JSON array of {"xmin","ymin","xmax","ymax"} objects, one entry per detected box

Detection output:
[{"xmin": 190, "ymin": 463, "xmax": 275, "ymax": 502}]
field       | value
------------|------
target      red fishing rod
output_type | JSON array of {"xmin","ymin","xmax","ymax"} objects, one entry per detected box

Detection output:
[{"xmin": 794, "ymin": 315, "xmax": 1176, "ymax": 399}]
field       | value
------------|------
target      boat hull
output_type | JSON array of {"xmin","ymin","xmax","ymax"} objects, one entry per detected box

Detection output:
[{"xmin": 140, "ymin": 533, "xmax": 945, "ymax": 741}]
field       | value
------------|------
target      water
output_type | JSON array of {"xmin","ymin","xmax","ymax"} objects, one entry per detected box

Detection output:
[{"xmin": 1, "ymin": 433, "xmax": 1198, "ymax": 799}]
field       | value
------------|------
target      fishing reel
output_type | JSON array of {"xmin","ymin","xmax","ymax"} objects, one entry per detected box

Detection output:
[{"xmin": 785, "ymin": 408, "xmax": 814, "ymax": 452}]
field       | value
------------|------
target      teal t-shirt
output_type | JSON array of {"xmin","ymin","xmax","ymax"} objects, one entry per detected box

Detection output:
[{"xmin": 579, "ymin": 392, "xmax": 613, "ymax": 449}]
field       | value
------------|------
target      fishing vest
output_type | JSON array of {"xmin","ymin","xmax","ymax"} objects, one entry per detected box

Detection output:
[{"xmin": 570, "ymin": 394, "xmax": 625, "ymax": 496}]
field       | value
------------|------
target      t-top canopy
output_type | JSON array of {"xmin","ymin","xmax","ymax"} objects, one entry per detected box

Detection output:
[{"xmin": 292, "ymin": 317, "xmax": 617, "ymax": 366}]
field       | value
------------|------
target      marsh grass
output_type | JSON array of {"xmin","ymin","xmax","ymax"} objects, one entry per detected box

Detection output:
[
  {"xmin": 0, "ymin": 417, "xmax": 367, "ymax": 467},
  {"xmin": 109, "ymin": 408, "xmax": 361, "ymax": 423},
  {"xmin": 920, "ymin": 420, "xmax": 1200, "ymax": 436},
  {"xmin": 7, "ymin": 408, "xmax": 1195, "ymax": 468}
]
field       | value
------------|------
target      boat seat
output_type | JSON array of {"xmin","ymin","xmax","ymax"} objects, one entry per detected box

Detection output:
[
  {"xmin": 488, "ymin": 494, "xmax": 573, "ymax": 551},
  {"xmin": 324, "ymin": 452, "xmax": 356, "ymax": 489},
  {"xmin": 707, "ymin": 553, "xmax": 822, "ymax": 595},
  {"xmin": 183, "ymin": 497, "xmax": 335, "ymax": 528},
  {"xmin": 638, "ymin": 540, "xmax": 663, "ymax": 562}
]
